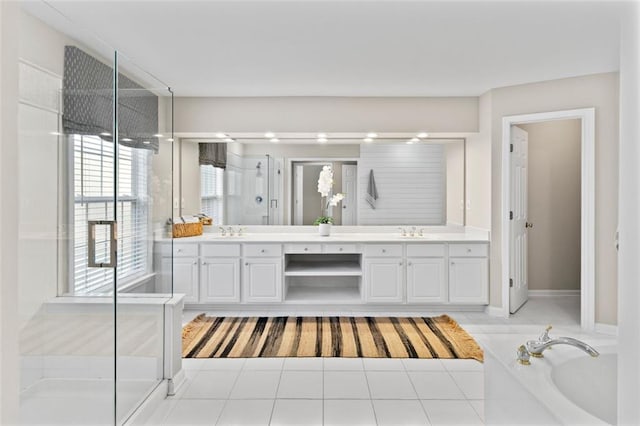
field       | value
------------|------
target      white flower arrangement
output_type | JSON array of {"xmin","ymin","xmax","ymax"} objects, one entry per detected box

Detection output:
[{"xmin": 315, "ymin": 165, "xmax": 345, "ymax": 225}]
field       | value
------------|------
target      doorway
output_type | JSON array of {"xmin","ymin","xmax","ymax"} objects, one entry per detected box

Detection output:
[{"xmin": 501, "ymin": 108, "xmax": 595, "ymax": 330}]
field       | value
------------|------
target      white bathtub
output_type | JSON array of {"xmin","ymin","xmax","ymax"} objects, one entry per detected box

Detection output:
[{"xmin": 483, "ymin": 334, "xmax": 617, "ymax": 425}]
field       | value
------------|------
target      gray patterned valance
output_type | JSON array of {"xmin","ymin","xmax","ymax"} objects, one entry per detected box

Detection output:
[
  {"xmin": 199, "ymin": 143, "xmax": 227, "ymax": 169},
  {"xmin": 63, "ymin": 46, "xmax": 159, "ymax": 153}
]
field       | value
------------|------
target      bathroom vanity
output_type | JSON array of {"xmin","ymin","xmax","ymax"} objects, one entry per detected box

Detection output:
[{"xmin": 154, "ymin": 228, "xmax": 489, "ymax": 309}]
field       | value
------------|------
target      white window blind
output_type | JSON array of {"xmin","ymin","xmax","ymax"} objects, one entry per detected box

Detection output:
[
  {"xmin": 200, "ymin": 165, "xmax": 224, "ymax": 224},
  {"xmin": 73, "ymin": 134, "xmax": 150, "ymax": 294}
]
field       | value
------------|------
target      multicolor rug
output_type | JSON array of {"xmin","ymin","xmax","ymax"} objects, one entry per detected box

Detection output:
[{"xmin": 182, "ymin": 314, "xmax": 483, "ymax": 362}]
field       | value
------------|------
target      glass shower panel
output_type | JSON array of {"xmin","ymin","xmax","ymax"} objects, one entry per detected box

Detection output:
[
  {"xmin": 17, "ymin": 11, "xmax": 117, "ymax": 425},
  {"xmin": 115, "ymin": 53, "xmax": 174, "ymax": 423}
]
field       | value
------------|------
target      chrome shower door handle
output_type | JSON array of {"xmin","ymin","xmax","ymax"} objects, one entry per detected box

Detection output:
[{"xmin": 88, "ymin": 220, "xmax": 117, "ymax": 268}]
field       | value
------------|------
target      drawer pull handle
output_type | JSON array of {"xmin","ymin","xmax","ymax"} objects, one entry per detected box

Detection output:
[
  {"xmin": 245, "ymin": 262, "xmax": 249, "ymax": 266},
  {"xmin": 339, "ymin": 248, "xmax": 343, "ymax": 251},
  {"xmin": 304, "ymin": 247, "xmax": 308, "ymax": 251},
  {"xmin": 193, "ymin": 261, "xmax": 197, "ymax": 265},
  {"xmin": 177, "ymin": 249, "xmax": 182, "ymax": 253},
  {"xmin": 202, "ymin": 261, "xmax": 206, "ymax": 265},
  {"xmin": 408, "ymin": 262, "xmax": 412, "ymax": 266},
  {"xmin": 451, "ymin": 261, "xmax": 455, "ymax": 265},
  {"xmin": 467, "ymin": 248, "xmax": 472, "ymax": 253},
  {"xmin": 382, "ymin": 249, "xmax": 386, "ymax": 253},
  {"xmin": 261, "ymin": 249, "xmax": 266, "ymax": 253},
  {"xmin": 399, "ymin": 262, "xmax": 403, "ymax": 266}
]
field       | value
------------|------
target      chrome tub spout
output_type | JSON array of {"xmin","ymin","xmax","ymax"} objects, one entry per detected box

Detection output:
[{"xmin": 525, "ymin": 336, "xmax": 600, "ymax": 358}]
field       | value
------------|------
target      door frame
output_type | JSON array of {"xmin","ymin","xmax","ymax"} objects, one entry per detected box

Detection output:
[{"xmin": 501, "ymin": 108, "xmax": 595, "ymax": 330}]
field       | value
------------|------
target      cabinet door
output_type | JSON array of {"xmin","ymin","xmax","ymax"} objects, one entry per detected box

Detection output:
[
  {"xmin": 449, "ymin": 258, "xmax": 488, "ymax": 304},
  {"xmin": 365, "ymin": 258, "xmax": 404, "ymax": 303},
  {"xmin": 243, "ymin": 258, "xmax": 282, "ymax": 302},
  {"xmin": 200, "ymin": 257, "xmax": 240, "ymax": 303},
  {"xmin": 172, "ymin": 257, "xmax": 199, "ymax": 303},
  {"xmin": 406, "ymin": 258, "xmax": 446, "ymax": 303}
]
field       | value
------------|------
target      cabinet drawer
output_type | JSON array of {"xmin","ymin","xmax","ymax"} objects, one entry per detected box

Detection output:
[
  {"xmin": 201, "ymin": 243, "xmax": 241, "ymax": 257},
  {"xmin": 323, "ymin": 244, "xmax": 360, "ymax": 254},
  {"xmin": 449, "ymin": 244, "xmax": 488, "ymax": 257},
  {"xmin": 364, "ymin": 244, "xmax": 402, "ymax": 257},
  {"xmin": 173, "ymin": 243, "xmax": 198, "ymax": 257},
  {"xmin": 244, "ymin": 244, "xmax": 283, "ymax": 257},
  {"xmin": 406, "ymin": 244, "xmax": 445, "ymax": 257},
  {"xmin": 284, "ymin": 244, "xmax": 322, "ymax": 254}
]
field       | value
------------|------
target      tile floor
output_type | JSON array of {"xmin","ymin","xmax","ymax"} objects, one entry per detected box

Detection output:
[{"xmin": 146, "ymin": 296, "xmax": 590, "ymax": 425}]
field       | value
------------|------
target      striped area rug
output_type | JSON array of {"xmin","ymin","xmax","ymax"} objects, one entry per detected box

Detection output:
[{"xmin": 182, "ymin": 314, "xmax": 483, "ymax": 362}]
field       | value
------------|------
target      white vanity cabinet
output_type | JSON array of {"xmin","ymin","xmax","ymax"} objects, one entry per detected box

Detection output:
[
  {"xmin": 364, "ymin": 245, "xmax": 404, "ymax": 303},
  {"xmin": 243, "ymin": 244, "xmax": 283, "ymax": 303},
  {"xmin": 448, "ymin": 244, "xmax": 489, "ymax": 304},
  {"xmin": 170, "ymin": 244, "xmax": 199, "ymax": 303},
  {"xmin": 406, "ymin": 244, "xmax": 447, "ymax": 303},
  {"xmin": 199, "ymin": 244, "xmax": 241, "ymax": 303}
]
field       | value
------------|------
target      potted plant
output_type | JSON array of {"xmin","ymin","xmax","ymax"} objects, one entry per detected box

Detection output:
[{"xmin": 315, "ymin": 165, "xmax": 345, "ymax": 236}]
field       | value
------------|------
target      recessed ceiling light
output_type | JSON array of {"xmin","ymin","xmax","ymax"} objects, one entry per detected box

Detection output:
[
  {"xmin": 224, "ymin": 138, "xmax": 234, "ymax": 142},
  {"xmin": 153, "ymin": 133, "xmax": 163, "ymax": 138},
  {"xmin": 264, "ymin": 132, "xmax": 275, "ymax": 138},
  {"xmin": 364, "ymin": 137, "xmax": 373, "ymax": 143},
  {"xmin": 410, "ymin": 137, "xmax": 420, "ymax": 143},
  {"xmin": 121, "ymin": 138, "xmax": 132, "ymax": 142},
  {"xmin": 317, "ymin": 137, "xmax": 328, "ymax": 143},
  {"xmin": 270, "ymin": 138, "xmax": 279, "ymax": 143},
  {"xmin": 142, "ymin": 141, "xmax": 150, "ymax": 145},
  {"xmin": 100, "ymin": 132, "xmax": 111, "ymax": 137},
  {"xmin": 215, "ymin": 132, "xmax": 227, "ymax": 139},
  {"xmin": 317, "ymin": 133, "xmax": 327, "ymax": 138},
  {"xmin": 417, "ymin": 132, "xmax": 429, "ymax": 138},
  {"xmin": 366, "ymin": 132, "xmax": 378, "ymax": 138}
]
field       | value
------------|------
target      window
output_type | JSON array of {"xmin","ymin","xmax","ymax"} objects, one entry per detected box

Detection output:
[
  {"xmin": 73, "ymin": 135, "xmax": 150, "ymax": 294},
  {"xmin": 200, "ymin": 165, "xmax": 224, "ymax": 224}
]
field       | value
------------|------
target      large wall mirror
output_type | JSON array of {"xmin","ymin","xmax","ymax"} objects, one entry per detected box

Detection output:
[{"xmin": 177, "ymin": 136, "xmax": 465, "ymax": 226}]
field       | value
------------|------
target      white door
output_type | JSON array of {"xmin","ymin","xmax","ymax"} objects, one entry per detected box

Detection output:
[
  {"xmin": 449, "ymin": 257, "xmax": 489, "ymax": 304},
  {"xmin": 243, "ymin": 258, "xmax": 282, "ymax": 302},
  {"xmin": 173, "ymin": 257, "xmax": 199, "ymax": 303},
  {"xmin": 200, "ymin": 258, "xmax": 240, "ymax": 303},
  {"xmin": 341, "ymin": 164, "xmax": 357, "ymax": 225},
  {"xmin": 293, "ymin": 165, "xmax": 304, "ymax": 225},
  {"xmin": 365, "ymin": 258, "xmax": 404, "ymax": 302},
  {"xmin": 510, "ymin": 125, "xmax": 529, "ymax": 313},
  {"xmin": 406, "ymin": 258, "xmax": 447, "ymax": 303}
]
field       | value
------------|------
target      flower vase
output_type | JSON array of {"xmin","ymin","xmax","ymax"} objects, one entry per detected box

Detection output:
[{"xmin": 318, "ymin": 223, "xmax": 331, "ymax": 237}]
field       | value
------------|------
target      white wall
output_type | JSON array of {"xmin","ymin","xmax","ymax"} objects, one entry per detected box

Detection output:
[
  {"xmin": 174, "ymin": 96, "xmax": 479, "ymax": 133},
  {"xmin": 488, "ymin": 72, "xmax": 619, "ymax": 325},
  {"xmin": 465, "ymin": 91, "xmax": 492, "ymax": 229},
  {"xmin": 358, "ymin": 143, "xmax": 445, "ymax": 225},
  {"xmin": 518, "ymin": 120, "xmax": 581, "ymax": 291},
  {"xmin": 445, "ymin": 142, "xmax": 465, "ymax": 226},
  {"xmin": 617, "ymin": 2, "xmax": 640, "ymax": 423},
  {"xmin": 0, "ymin": 2, "xmax": 20, "ymax": 422}
]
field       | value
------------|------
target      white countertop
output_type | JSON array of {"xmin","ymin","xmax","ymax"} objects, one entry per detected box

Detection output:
[{"xmin": 156, "ymin": 228, "xmax": 490, "ymax": 244}]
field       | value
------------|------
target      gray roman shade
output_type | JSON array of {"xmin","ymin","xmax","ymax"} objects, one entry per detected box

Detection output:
[
  {"xmin": 199, "ymin": 143, "xmax": 227, "ymax": 169},
  {"xmin": 63, "ymin": 46, "xmax": 160, "ymax": 153}
]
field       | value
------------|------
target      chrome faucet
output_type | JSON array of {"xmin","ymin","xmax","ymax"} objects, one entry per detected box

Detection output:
[
  {"xmin": 519, "ymin": 325, "xmax": 599, "ymax": 362},
  {"xmin": 218, "ymin": 226, "xmax": 227, "ymax": 236},
  {"xmin": 398, "ymin": 227, "xmax": 407, "ymax": 237},
  {"xmin": 410, "ymin": 226, "xmax": 417, "ymax": 237},
  {"xmin": 227, "ymin": 226, "xmax": 235, "ymax": 236}
]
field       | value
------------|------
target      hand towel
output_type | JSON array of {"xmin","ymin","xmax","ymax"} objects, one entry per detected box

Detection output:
[{"xmin": 366, "ymin": 169, "xmax": 379, "ymax": 209}]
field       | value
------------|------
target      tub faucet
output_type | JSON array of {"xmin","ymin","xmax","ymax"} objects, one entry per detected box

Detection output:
[{"xmin": 524, "ymin": 326, "xmax": 599, "ymax": 358}]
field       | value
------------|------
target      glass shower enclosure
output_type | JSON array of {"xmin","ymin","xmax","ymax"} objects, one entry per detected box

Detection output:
[{"xmin": 18, "ymin": 5, "xmax": 175, "ymax": 425}]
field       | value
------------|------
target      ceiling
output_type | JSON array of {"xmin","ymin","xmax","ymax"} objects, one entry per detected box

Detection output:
[{"xmin": 23, "ymin": 1, "xmax": 624, "ymax": 97}]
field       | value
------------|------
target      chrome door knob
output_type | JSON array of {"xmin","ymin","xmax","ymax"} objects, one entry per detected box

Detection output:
[{"xmin": 526, "ymin": 222, "xmax": 534, "ymax": 229}]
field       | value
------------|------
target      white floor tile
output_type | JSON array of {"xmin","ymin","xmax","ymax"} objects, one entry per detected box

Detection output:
[
  {"xmin": 242, "ymin": 358, "xmax": 284, "ymax": 371},
  {"xmin": 270, "ymin": 399, "xmax": 323, "ymax": 426},
  {"xmin": 362, "ymin": 358, "xmax": 405, "ymax": 371},
  {"xmin": 162, "ymin": 399, "xmax": 225, "ymax": 425},
  {"xmin": 439, "ymin": 359, "xmax": 484, "ymax": 372},
  {"xmin": 324, "ymin": 399, "xmax": 377, "ymax": 426},
  {"xmin": 324, "ymin": 371, "xmax": 370, "ymax": 399},
  {"xmin": 373, "ymin": 399, "xmax": 431, "ymax": 426},
  {"xmin": 449, "ymin": 372, "xmax": 484, "ymax": 399},
  {"xmin": 282, "ymin": 357, "xmax": 323, "ymax": 371},
  {"xmin": 469, "ymin": 399, "xmax": 485, "ymax": 422},
  {"xmin": 408, "ymin": 372, "xmax": 465, "ymax": 400},
  {"xmin": 216, "ymin": 399, "xmax": 274, "ymax": 426},
  {"xmin": 402, "ymin": 359, "xmax": 445, "ymax": 372},
  {"xmin": 366, "ymin": 371, "xmax": 417, "ymax": 399},
  {"xmin": 421, "ymin": 400, "xmax": 483, "ymax": 425},
  {"xmin": 323, "ymin": 357, "xmax": 364, "ymax": 371},
  {"xmin": 181, "ymin": 370, "xmax": 239, "ymax": 399},
  {"xmin": 198, "ymin": 358, "xmax": 246, "ymax": 371},
  {"xmin": 229, "ymin": 371, "xmax": 281, "ymax": 399},
  {"xmin": 276, "ymin": 371, "xmax": 323, "ymax": 399}
]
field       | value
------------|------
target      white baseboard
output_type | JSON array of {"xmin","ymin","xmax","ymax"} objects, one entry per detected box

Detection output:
[
  {"xmin": 485, "ymin": 305, "xmax": 508, "ymax": 318},
  {"xmin": 124, "ymin": 380, "xmax": 168, "ymax": 426},
  {"xmin": 528, "ymin": 289, "xmax": 580, "ymax": 297},
  {"xmin": 594, "ymin": 323, "xmax": 618, "ymax": 336}
]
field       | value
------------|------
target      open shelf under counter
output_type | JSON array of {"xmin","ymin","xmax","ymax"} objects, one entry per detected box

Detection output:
[
  {"xmin": 284, "ymin": 284, "xmax": 363, "ymax": 304},
  {"xmin": 284, "ymin": 260, "xmax": 362, "ymax": 277}
]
